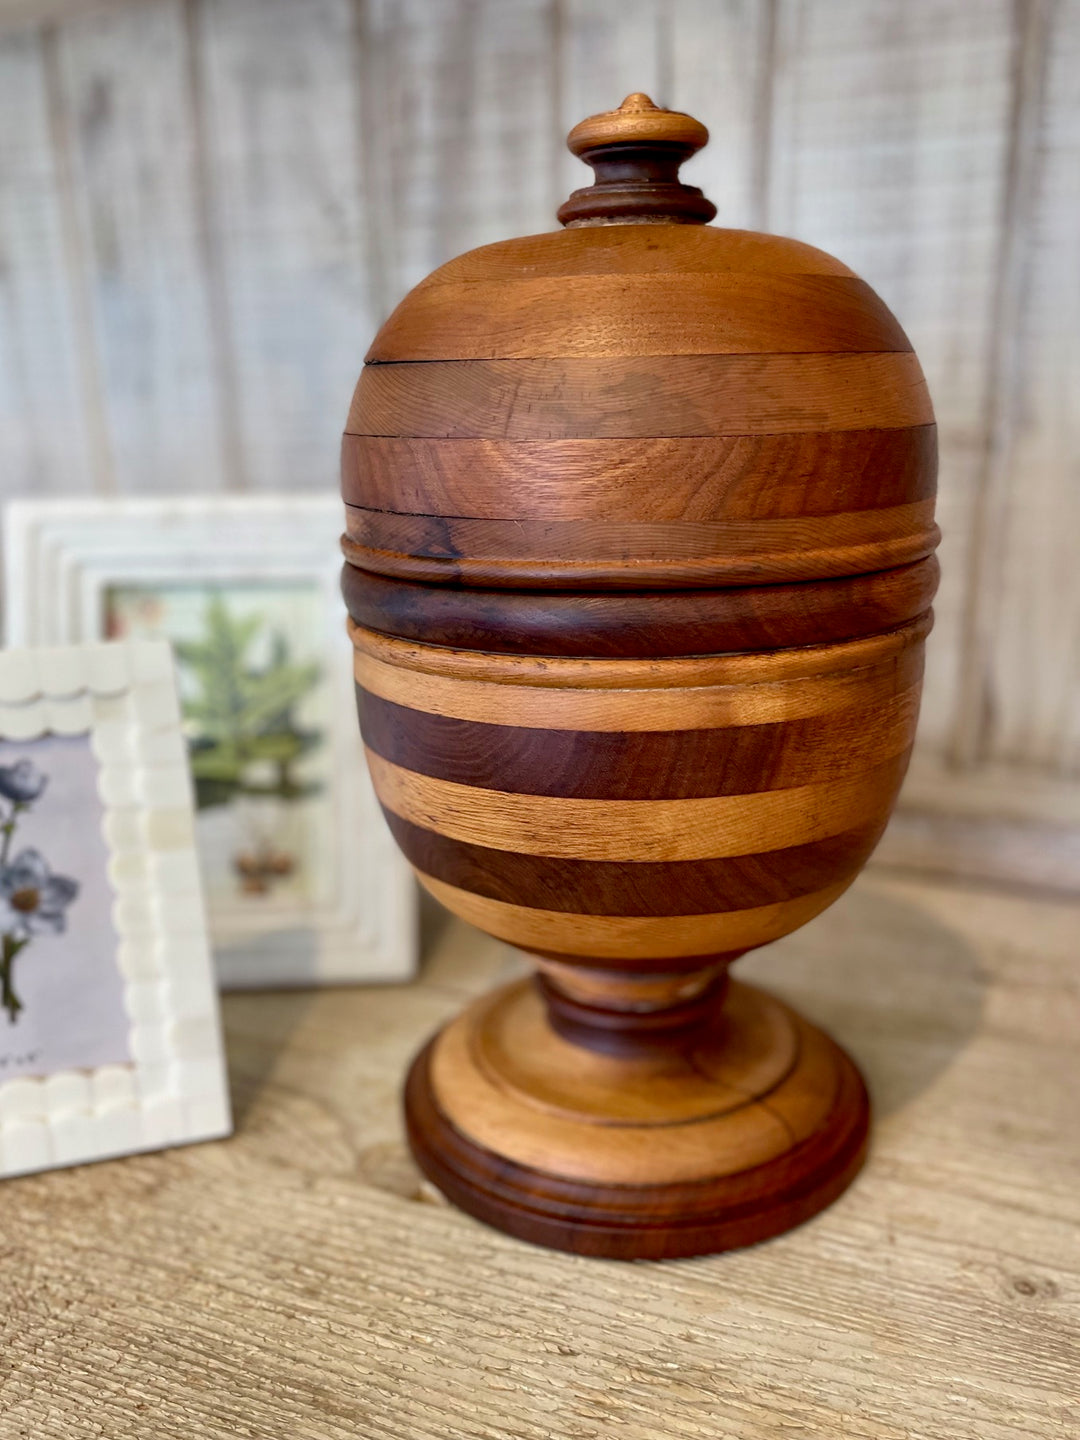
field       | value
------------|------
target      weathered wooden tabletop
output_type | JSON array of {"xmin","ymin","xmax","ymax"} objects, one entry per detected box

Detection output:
[{"xmin": 1, "ymin": 870, "xmax": 1077, "ymax": 1439}]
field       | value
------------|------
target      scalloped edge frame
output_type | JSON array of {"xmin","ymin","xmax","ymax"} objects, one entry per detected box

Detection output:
[
  {"xmin": 3, "ymin": 497, "xmax": 418, "ymax": 989},
  {"xmin": 0, "ymin": 640, "xmax": 231, "ymax": 1179}
]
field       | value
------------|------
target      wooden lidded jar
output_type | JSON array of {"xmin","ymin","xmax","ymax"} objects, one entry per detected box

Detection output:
[{"xmin": 342, "ymin": 95, "xmax": 938, "ymax": 1259}]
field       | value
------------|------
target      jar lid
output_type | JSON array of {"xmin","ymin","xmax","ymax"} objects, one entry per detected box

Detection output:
[{"xmin": 343, "ymin": 97, "xmax": 938, "ymax": 648}]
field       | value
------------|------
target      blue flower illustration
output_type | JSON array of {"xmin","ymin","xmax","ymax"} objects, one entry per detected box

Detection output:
[
  {"xmin": 0, "ymin": 761, "xmax": 80, "ymax": 1023},
  {"xmin": 0, "ymin": 849, "xmax": 79, "ymax": 940},
  {"xmin": 0, "ymin": 759, "xmax": 47, "ymax": 804}
]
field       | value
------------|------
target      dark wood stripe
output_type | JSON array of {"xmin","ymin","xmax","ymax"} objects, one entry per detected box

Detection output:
[
  {"xmin": 341, "ymin": 557, "xmax": 940, "ymax": 658},
  {"xmin": 341, "ymin": 504, "xmax": 939, "ymax": 590},
  {"xmin": 347, "ymin": 353, "xmax": 933, "ymax": 440},
  {"xmin": 341, "ymin": 428, "xmax": 938, "ymax": 519},
  {"xmin": 367, "ymin": 274, "xmax": 912, "ymax": 361},
  {"xmin": 356, "ymin": 687, "xmax": 919, "ymax": 799},
  {"xmin": 383, "ymin": 808, "xmax": 886, "ymax": 916}
]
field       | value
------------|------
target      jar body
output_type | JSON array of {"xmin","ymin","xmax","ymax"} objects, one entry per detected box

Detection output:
[{"xmin": 352, "ymin": 612, "xmax": 930, "ymax": 971}]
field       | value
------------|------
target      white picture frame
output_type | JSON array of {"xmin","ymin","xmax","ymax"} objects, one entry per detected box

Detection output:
[
  {"xmin": 0, "ymin": 640, "xmax": 231, "ymax": 1178},
  {"xmin": 3, "ymin": 497, "xmax": 417, "ymax": 990}
]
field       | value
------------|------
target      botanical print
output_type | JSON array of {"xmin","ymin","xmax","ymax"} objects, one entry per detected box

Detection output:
[
  {"xmin": 0, "ymin": 758, "xmax": 79, "ymax": 1023},
  {"xmin": 104, "ymin": 582, "xmax": 334, "ymax": 917},
  {"xmin": 0, "ymin": 735, "xmax": 128, "ymax": 1081}
]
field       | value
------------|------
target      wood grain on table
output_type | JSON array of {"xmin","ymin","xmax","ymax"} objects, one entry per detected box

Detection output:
[{"xmin": 1, "ymin": 871, "xmax": 1077, "ymax": 1439}]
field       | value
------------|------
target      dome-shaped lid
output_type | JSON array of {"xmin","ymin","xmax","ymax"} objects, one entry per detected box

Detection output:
[{"xmin": 343, "ymin": 97, "xmax": 937, "ymax": 623}]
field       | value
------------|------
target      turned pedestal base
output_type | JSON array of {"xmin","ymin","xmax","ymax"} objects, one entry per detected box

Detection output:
[{"xmin": 405, "ymin": 973, "xmax": 870, "ymax": 1260}]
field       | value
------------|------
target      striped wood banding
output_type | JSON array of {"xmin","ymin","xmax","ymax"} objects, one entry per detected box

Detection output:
[
  {"xmin": 341, "ymin": 557, "xmax": 939, "ymax": 656},
  {"xmin": 382, "ymin": 809, "xmax": 886, "ymax": 917},
  {"xmin": 366, "ymin": 274, "xmax": 912, "ymax": 361},
  {"xmin": 342, "ymin": 502, "xmax": 939, "ymax": 588},
  {"xmin": 348, "ymin": 611, "xmax": 933, "ymax": 688},
  {"xmin": 346, "ymin": 353, "xmax": 934, "ymax": 439},
  {"xmin": 415, "ymin": 872, "xmax": 855, "ymax": 962},
  {"xmin": 365, "ymin": 747, "xmax": 912, "ymax": 864},
  {"xmin": 353, "ymin": 639, "xmax": 925, "ymax": 732},
  {"xmin": 341, "ymin": 428, "xmax": 938, "ymax": 520},
  {"xmin": 356, "ymin": 685, "xmax": 920, "ymax": 799}
]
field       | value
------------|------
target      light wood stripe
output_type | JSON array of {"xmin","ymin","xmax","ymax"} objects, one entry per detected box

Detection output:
[
  {"xmin": 341, "ymin": 428, "xmax": 938, "ymax": 520},
  {"xmin": 366, "ymin": 748, "xmax": 911, "ymax": 862},
  {"xmin": 427, "ymin": 224, "xmax": 857, "ymax": 281},
  {"xmin": 367, "ymin": 274, "xmax": 911, "ymax": 360},
  {"xmin": 348, "ymin": 611, "xmax": 933, "ymax": 689},
  {"xmin": 354, "ymin": 645, "xmax": 924, "ymax": 731},
  {"xmin": 415, "ymin": 872, "xmax": 853, "ymax": 960},
  {"xmin": 347, "ymin": 353, "xmax": 934, "ymax": 439}
]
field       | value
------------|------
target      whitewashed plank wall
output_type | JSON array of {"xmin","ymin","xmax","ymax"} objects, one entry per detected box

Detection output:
[{"xmin": 0, "ymin": 0, "xmax": 1077, "ymax": 872}]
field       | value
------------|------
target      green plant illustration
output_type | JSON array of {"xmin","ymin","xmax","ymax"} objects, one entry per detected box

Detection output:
[{"xmin": 175, "ymin": 594, "xmax": 324, "ymax": 816}]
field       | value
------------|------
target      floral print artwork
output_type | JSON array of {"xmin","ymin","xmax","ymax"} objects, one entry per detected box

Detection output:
[{"xmin": 0, "ymin": 760, "xmax": 79, "ymax": 1023}]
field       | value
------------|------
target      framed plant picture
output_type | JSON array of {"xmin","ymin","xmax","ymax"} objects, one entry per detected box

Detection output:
[
  {"xmin": 0, "ymin": 640, "xmax": 230, "ymax": 1177},
  {"xmin": 3, "ymin": 498, "xmax": 417, "ymax": 989}
]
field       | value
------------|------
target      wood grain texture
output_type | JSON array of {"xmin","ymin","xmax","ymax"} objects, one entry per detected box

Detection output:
[
  {"xmin": 348, "ymin": 351, "xmax": 933, "ymax": 438},
  {"xmin": 414, "ymin": 872, "xmax": 855, "ymax": 963},
  {"xmin": 667, "ymin": 0, "xmax": 774, "ymax": 231},
  {"xmin": 342, "ymin": 558, "xmax": 938, "ymax": 656},
  {"xmin": 355, "ymin": 630, "xmax": 926, "ymax": 730},
  {"xmin": 0, "ymin": 29, "xmax": 97, "ymax": 496},
  {"xmin": 341, "ymin": 426, "xmax": 938, "ymax": 520},
  {"xmin": 55, "ymin": 0, "xmax": 229, "ymax": 493},
  {"xmin": 566, "ymin": 91, "xmax": 710, "ymax": 160},
  {"xmin": 981, "ymin": 0, "xmax": 1080, "ymax": 772},
  {"xmin": 357, "ymin": 684, "xmax": 920, "ymax": 799},
  {"xmin": 362, "ymin": 0, "xmax": 557, "ymax": 307},
  {"xmin": 350, "ymin": 609, "xmax": 933, "ymax": 687},
  {"xmin": 382, "ymin": 809, "xmax": 886, "ymax": 917},
  {"xmin": 367, "ymin": 272, "xmax": 911, "ymax": 360},
  {"xmin": 342, "ymin": 499, "xmax": 939, "ymax": 588},
  {"xmin": 365, "ymin": 746, "xmax": 912, "ymax": 864},
  {"xmin": 412, "ymin": 971, "xmax": 866, "ymax": 1157},
  {"xmin": 2, "ymin": 872, "xmax": 1078, "ymax": 1436},
  {"xmin": 419, "ymin": 221, "xmax": 858, "ymax": 282},
  {"xmin": 765, "ymin": 0, "xmax": 1016, "ymax": 756},
  {"xmin": 407, "ymin": 1051, "xmax": 865, "ymax": 1255},
  {"xmin": 196, "ymin": 0, "xmax": 374, "ymax": 491}
]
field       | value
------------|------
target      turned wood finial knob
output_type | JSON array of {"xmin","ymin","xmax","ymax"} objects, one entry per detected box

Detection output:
[{"xmin": 558, "ymin": 93, "xmax": 717, "ymax": 227}]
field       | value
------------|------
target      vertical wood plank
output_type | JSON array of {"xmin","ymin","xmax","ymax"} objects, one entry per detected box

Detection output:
[
  {"xmin": 55, "ymin": 0, "xmax": 229, "ymax": 493},
  {"xmin": 196, "ymin": 0, "xmax": 374, "ymax": 492},
  {"xmin": 983, "ymin": 0, "xmax": 1080, "ymax": 773},
  {"xmin": 0, "ymin": 29, "xmax": 95, "ymax": 497},
  {"xmin": 766, "ymin": 0, "xmax": 1016, "ymax": 757},
  {"xmin": 669, "ymin": 0, "xmax": 776, "ymax": 230},
  {"xmin": 364, "ymin": 0, "xmax": 557, "ymax": 312}
]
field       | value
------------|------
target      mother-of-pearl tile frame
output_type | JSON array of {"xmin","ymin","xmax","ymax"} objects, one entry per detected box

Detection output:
[
  {"xmin": 3, "ymin": 497, "xmax": 417, "ymax": 989},
  {"xmin": 0, "ymin": 641, "xmax": 231, "ymax": 1178}
]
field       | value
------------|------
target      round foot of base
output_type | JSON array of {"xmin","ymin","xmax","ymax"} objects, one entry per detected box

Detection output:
[{"xmin": 405, "ymin": 978, "xmax": 870, "ymax": 1260}]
